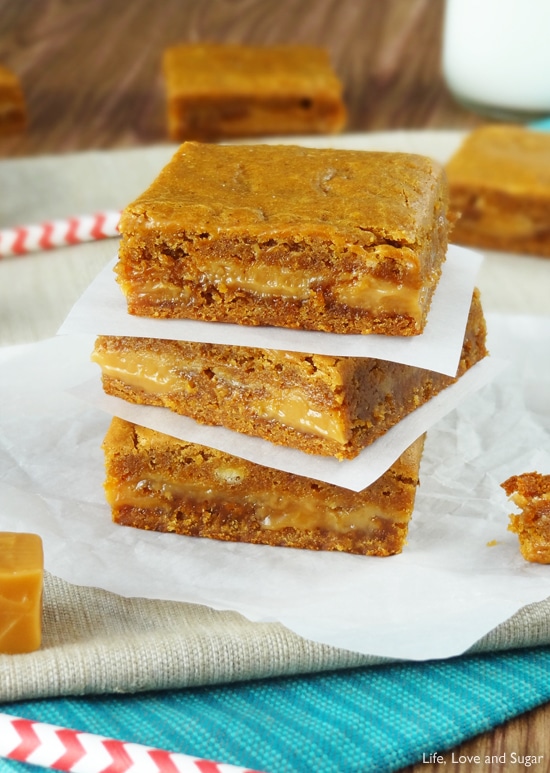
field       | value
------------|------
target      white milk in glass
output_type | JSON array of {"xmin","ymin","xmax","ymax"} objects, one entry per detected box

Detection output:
[{"xmin": 442, "ymin": 0, "xmax": 550, "ymax": 119}]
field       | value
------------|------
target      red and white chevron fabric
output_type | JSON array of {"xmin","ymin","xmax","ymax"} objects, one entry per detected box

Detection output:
[
  {"xmin": 0, "ymin": 210, "xmax": 121, "ymax": 258},
  {"xmin": 0, "ymin": 713, "xmax": 264, "ymax": 773}
]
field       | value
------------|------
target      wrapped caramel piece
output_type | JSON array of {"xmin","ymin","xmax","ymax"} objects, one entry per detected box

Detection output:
[{"xmin": 0, "ymin": 532, "xmax": 44, "ymax": 654}]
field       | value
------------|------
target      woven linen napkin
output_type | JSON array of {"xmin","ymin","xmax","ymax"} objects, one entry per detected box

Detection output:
[
  {"xmin": 2, "ymin": 645, "xmax": 550, "ymax": 773},
  {"xmin": 2, "ymin": 572, "xmax": 550, "ymax": 704}
]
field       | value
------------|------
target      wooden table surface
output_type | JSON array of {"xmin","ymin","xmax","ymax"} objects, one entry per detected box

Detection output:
[{"xmin": 0, "ymin": 1, "xmax": 547, "ymax": 771}]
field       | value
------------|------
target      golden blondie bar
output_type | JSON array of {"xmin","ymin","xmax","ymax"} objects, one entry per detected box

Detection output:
[
  {"xmin": 116, "ymin": 142, "xmax": 450, "ymax": 335},
  {"xmin": 163, "ymin": 43, "xmax": 347, "ymax": 141},
  {"xmin": 502, "ymin": 472, "xmax": 550, "ymax": 563},
  {"xmin": 446, "ymin": 125, "xmax": 550, "ymax": 258},
  {"xmin": 103, "ymin": 417, "xmax": 426, "ymax": 556},
  {"xmin": 92, "ymin": 289, "xmax": 486, "ymax": 460}
]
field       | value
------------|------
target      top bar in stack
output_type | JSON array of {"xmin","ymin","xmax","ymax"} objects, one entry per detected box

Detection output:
[{"xmin": 115, "ymin": 143, "xmax": 450, "ymax": 336}]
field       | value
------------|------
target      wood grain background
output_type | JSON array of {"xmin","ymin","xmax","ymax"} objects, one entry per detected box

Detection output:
[
  {"xmin": 0, "ymin": 0, "xmax": 484, "ymax": 156},
  {"xmin": 0, "ymin": 2, "xmax": 548, "ymax": 771}
]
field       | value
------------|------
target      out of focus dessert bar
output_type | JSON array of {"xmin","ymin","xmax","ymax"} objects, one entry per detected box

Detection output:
[
  {"xmin": 103, "ymin": 417, "xmax": 425, "ymax": 557},
  {"xmin": 446, "ymin": 124, "xmax": 550, "ymax": 258},
  {"xmin": 0, "ymin": 65, "xmax": 25, "ymax": 136},
  {"xmin": 163, "ymin": 43, "xmax": 346, "ymax": 141},
  {"xmin": 116, "ymin": 142, "xmax": 450, "ymax": 336},
  {"xmin": 93, "ymin": 289, "xmax": 487, "ymax": 460}
]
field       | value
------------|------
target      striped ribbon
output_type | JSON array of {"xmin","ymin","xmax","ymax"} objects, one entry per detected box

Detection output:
[
  {"xmin": 0, "ymin": 713, "xmax": 264, "ymax": 773},
  {"xmin": 0, "ymin": 211, "xmax": 121, "ymax": 258}
]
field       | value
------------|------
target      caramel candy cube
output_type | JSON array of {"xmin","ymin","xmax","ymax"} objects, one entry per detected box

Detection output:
[{"xmin": 0, "ymin": 532, "xmax": 44, "ymax": 654}]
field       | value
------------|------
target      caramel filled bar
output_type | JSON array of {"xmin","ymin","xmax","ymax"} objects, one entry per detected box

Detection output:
[
  {"xmin": 103, "ymin": 417, "xmax": 426, "ymax": 557},
  {"xmin": 93, "ymin": 289, "xmax": 486, "ymax": 461},
  {"xmin": 116, "ymin": 143, "xmax": 450, "ymax": 336},
  {"xmin": 447, "ymin": 125, "xmax": 550, "ymax": 258},
  {"xmin": 0, "ymin": 532, "xmax": 43, "ymax": 654},
  {"xmin": 163, "ymin": 43, "xmax": 347, "ymax": 142}
]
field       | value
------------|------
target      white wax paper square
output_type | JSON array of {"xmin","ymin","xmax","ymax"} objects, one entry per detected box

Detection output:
[
  {"xmin": 1, "ymin": 313, "xmax": 549, "ymax": 661},
  {"xmin": 58, "ymin": 244, "xmax": 482, "ymax": 377},
  {"xmin": 70, "ymin": 354, "xmax": 503, "ymax": 492}
]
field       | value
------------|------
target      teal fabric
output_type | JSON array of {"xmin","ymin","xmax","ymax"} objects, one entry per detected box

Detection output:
[
  {"xmin": 530, "ymin": 117, "xmax": 550, "ymax": 130},
  {"xmin": 2, "ymin": 646, "xmax": 550, "ymax": 773}
]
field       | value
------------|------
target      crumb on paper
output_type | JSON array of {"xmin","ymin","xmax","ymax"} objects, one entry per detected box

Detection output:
[{"xmin": 501, "ymin": 472, "xmax": 550, "ymax": 564}]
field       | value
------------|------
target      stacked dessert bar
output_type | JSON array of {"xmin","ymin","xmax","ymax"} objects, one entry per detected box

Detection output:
[{"xmin": 93, "ymin": 142, "xmax": 488, "ymax": 557}]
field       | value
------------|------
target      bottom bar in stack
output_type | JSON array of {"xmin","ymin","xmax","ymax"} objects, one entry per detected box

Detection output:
[{"xmin": 103, "ymin": 417, "xmax": 425, "ymax": 557}]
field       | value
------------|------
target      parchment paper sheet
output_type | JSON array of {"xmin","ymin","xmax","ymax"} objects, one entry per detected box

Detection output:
[
  {"xmin": 71, "ymin": 355, "xmax": 503, "ymax": 492},
  {"xmin": 1, "ymin": 313, "xmax": 549, "ymax": 662},
  {"xmin": 59, "ymin": 245, "xmax": 481, "ymax": 377}
]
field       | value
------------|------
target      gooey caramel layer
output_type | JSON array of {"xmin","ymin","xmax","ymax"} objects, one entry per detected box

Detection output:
[
  {"xmin": 257, "ymin": 392, "xmax": 347, "ymax": 444},
  {"xmin": 106, "ymin": 474, "xmax": 409, "ymax": 535},
  {"xmin": 92, "ymin": 348, "xmax": 182, "ymax": 395},
  {"xmin": 92, "ymin": 347, "xmax": 349, "ymax": 444},
  {"xmin": 129, "ymin": 253, "xmax": 423, "ymax": 316}
]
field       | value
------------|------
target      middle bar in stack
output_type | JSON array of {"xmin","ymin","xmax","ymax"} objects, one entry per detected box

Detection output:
[
  {"xmin": 94, "ymin": 142, "xmax": 487, "ymax": 556},
  {"xmin": 93, "ymin": 289, "xmax": 486, "ymax": 461}
]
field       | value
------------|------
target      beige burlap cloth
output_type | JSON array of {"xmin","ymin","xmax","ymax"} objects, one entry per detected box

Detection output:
[
  {"xmin": 2, "ymin": 573, "xmax": 550, "ymax": 703},
  {"xmin": 2, "ymin": 137, "xmax": 550, "ymax": 704}
]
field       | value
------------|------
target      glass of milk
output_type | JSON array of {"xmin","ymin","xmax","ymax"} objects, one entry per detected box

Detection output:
[{"xmin": 442, "ymin": 0, "xmax": 550, "ymax": 120}]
